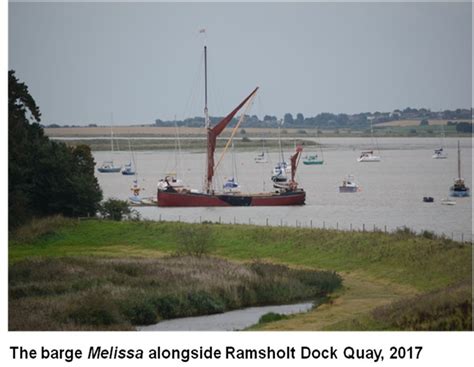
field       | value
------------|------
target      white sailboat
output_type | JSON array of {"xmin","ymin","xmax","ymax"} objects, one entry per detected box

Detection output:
[
  {"xmin": 223, "ymin": 140, "xmax": 241, "ymax": 192},
  {"xmin": 157, "ymin": 118, "xmax": 187, "ymax": 191},
  {"xmin": 122, "ymin": 138, "xmax": 137, "ymax": 175},
  {"xmin": 98, "ymin": 114, "xmax": 121, "ymax": 173},
  {"xmin": 358, "ymin": 117, "xmax": 380, "ymax": 162},
  {"xmin": 271, "ymin": 119, "xmax": 291, "ymax": 183},
  {"xmin": 255, "ymin": 138, "xmax": 268, "ymax": 163},
  {"xmin": 432, "ymin": 124, "xmax": 448, "ymax": 159},
  {"xmin": 449, "ymin": 140, "xmax": 470, "ymax": 197}
]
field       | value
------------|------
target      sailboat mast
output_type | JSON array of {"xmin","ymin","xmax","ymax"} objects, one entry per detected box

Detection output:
[
  {"xmin": 204, "ymin": 46, "xmax": 209, "ymax": 129},
  {"xmin": 457, "ymin": 140, "xmax": 461, "ymax": 178},
  {"xmin": 110, "ymin": 112, "xmax": 114, "ymax": 153},
  {"xmin": 278, "ymin": 120, "xmax": 284, "ymax": 162},
  {"xmin": 204, "ymin": 45, "xmax": 211, "ymax": 192}
]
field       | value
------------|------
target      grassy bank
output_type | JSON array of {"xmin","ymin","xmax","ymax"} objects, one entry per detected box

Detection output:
[{"xmin": 9, "ymin": 217, "xmax": 472, "ymax": 330}]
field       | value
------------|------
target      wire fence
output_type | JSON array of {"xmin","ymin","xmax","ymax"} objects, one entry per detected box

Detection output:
[{"xmin": 144, "ymin": 213, "xmax": 473, "ymax": 244}]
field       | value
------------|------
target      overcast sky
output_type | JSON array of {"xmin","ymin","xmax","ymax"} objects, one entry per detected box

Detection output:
[{"xmin": 9, "ymin": 1, "xmax": 472, "ymax": 125}]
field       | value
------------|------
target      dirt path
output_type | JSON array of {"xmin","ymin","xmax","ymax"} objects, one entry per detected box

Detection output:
[{"xmin": 253, "ymin": 271, "xmax": 418, "ymax": 331}]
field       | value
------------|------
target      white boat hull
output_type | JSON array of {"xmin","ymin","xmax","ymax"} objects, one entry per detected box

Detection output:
[{"xmin": 357, "ymin": 156, "xmax": 380, "ymax": 162}]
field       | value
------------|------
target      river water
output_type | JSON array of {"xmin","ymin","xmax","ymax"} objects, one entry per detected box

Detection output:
[
  {"xmin": 93, "ymin": 137, "xmax": 472, "ymax": 241},
  {"xmin": 137, "ymin": 302, "xmax": 313, "ymax": 331}
]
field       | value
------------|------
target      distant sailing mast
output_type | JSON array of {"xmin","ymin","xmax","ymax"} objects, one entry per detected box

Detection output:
[
  {"xmin": 98, "ymin": 112, "xmax": 121, "ymax": 173},
  {"xmin": 203, "ymin": 44, "xmax": 258, "ymax": 193},
  {"xmin": 433, "ymin": 122, "xmax": 448, "ymax": 159},
  {"xmin": 204, "ymin": 44, "xmax": 210, "ymax": 192},
  {"xmin": 357, "ymin": 117, "xmax": 381, "ymax": 162},
  {"xmin": 449, "ymin": 140, "xmax": 470, "ymax": 197}
]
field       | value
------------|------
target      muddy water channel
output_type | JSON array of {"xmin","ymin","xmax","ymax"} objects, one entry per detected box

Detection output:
[{"xmin": 137, "ymin": 302, "xmax": 313, "ymax": 331}]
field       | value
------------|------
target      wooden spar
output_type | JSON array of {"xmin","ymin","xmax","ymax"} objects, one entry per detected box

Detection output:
[
  {"xmin": 205, "ymin": 87, "xmax": 259, "ymax": 192},
  {"xmin": 214, "ymin": 90, "xmax": 258, "ymax": 173}
]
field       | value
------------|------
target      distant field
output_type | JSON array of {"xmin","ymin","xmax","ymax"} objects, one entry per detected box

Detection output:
[
  {"xmin": 44, "ymin": 126, "xmax": 313, "ymax": 138},
  {"xmin": 375, "ymin": 119, "xmax": 471, "ymax": 127},
  {"xmin": 44, "ymin": 122, "xmax": 471, "ymax": 141}
]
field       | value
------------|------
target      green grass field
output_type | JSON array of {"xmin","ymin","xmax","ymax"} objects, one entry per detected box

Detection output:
[{"xmin": 9, "ymin": 217, "xmax": 472, "ymax": 330}]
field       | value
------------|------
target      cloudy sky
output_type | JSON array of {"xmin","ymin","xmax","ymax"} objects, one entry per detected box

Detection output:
[{"xmin": 9, "ymin": 1, "xmax": 472, "ymax": 125}]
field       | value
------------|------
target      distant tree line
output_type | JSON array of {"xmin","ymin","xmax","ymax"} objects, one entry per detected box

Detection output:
[
  {"xmin": 154, "ymin": 108, "xmax": 472, "ymax": 130},
  {"xmin": 9, "ymin": 70, "xmax": 103, "ymax": 229}
]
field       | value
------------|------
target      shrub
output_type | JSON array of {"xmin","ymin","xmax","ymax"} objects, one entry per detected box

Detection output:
[
  {"xmin": 10, "ymin": 215, "xmax": 74, "ymax": 243},
  {"xmin": 258, "ymin": 312, "xmax": 288, "ymax": 324},
  {"xmin": 66, "ymin": 291, "xmax": 122, "ymax": 326},
  {"xmin": 98, "ymin": 199, "xmax": 131, "ymax": 221},
  {"xmin": 121, "ymin": 298, "xmax": 158, "ymax": 325},
  {"xmin": 394, "ymin": 226, "xmax": 417, "ymax": 238},
  {"xmin": 175, "ymin": 224, "xmax": 213, "ymax": 257},
  {"xmin": 372, "ymin": 280, "xmax": 472, "ymax": 331},
  {"xmin": 152, "ymin": 294, "xmax": 184, "ymax": 319},
  {"xmin": 421, "ymin": 230, "xmax": 436, "ymax": 240},
  {"xmin": 187, "ymin": 291, "xmax": 225, "ymax": 315}
]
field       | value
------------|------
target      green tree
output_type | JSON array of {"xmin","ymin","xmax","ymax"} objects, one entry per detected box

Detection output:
[
  {"xmin": 283, "ymin": 113, "xmax": 294, "ymax": 125},
  {"xmin": 99, "ymin": 199, "xmax": 131, "ymax": 221},
  {"xmin": 8, "ymin": 70, "xmax": 103, "ymax": 229},
  {"xmin": 296, "ymin": 113, "xmax": 304, "ymax": 125},
  {"xmin": 455, "ymin": 122, "xmax": 472, "ymax": 133}
]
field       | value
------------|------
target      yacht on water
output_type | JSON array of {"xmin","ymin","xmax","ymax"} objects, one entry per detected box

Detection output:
[
  {"xmin": 339, "ymin": 175, "xmax": 360, "ymax": 193},
  {"xmin": 98, "ymin": 114, "xmax": 121, "ymax": 173},
  {"xmin": 357, "ymin": 150, "xmax": 380, "ymax": 163},
  {"xmin": 449, "ymin": 141, "xmax": 470, "ymax": 197},
  {"xmin": 358, "ymin": 118, "xmax": 381, "ymax": 162}
]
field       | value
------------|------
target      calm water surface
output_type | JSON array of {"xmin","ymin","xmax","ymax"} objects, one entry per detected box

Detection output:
[
  {"xmin": 93, "ymin": 137, "xmax": 472, "ymax": 241},
  {"xmin": 137, "ymin": 302, "xmax": 313, "ymax": 331}
]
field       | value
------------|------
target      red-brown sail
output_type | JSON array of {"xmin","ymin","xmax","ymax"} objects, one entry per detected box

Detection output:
[
  {"xmin": 290, "ymin": 145, "xmax": 303, "ymax": 182},
  {"xmin": 206, "ymin": 87, "xmax": 259, "ymax": 192}
]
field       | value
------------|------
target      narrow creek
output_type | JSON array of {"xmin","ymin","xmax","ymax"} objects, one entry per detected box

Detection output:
[{"xmin": 137, "ymin": 301, "xmax": 314, "ymax": 331}]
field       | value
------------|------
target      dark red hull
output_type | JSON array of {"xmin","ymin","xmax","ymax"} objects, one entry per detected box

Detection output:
[{"xmin": 157, "ymin": 190, "xmax": 305, "ymax": 207}]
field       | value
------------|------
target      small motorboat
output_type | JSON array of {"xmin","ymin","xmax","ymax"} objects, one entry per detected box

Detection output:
[
  {"xmin": 97, "ymin": 161, "xmax": 121, "ymax": 173},
  {"xmin": 423, "ymin": 197, "xmax": 434, "ymax": 203},
  {"xmin": 128, "ymin": 179, "xmax": 143, "ymax": 203},
  {"xmin": 441, "ymin": 198, "xmax": 456, "ymax": 206},
  {"xmin": 339, "ymin": 175, "xmax": 360, "ymax": 193},
  {"xmin": 303, "ymin": 154, "xmax": 324, "ymax": 165}
]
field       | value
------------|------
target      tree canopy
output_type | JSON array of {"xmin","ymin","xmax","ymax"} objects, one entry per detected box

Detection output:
[{"xmin": 9, "ymin": 70, "xmax": 102, "ymax": 229}]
